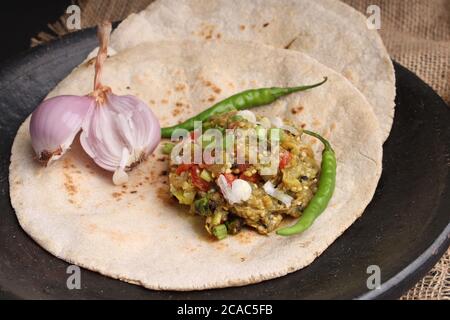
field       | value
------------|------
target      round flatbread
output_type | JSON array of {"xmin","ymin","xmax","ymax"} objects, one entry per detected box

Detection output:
[
  {"xmin": 108, "ymin": 0, "xmax": 396, "ymax": 141},
  {"xmin": 10, "ymin": 40, "xmax": 382, "ymax": 290}
]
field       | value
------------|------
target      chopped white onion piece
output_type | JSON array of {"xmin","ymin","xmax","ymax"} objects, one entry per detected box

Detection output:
[
  {"xmin": 231, "ymin": 179, "xmax": 252, "ymax": 202},
  {"xmin": 263, "ymin": 181, "xmax": 293, "ymax": 207},
  {"xmin": 217, "ymin": 175, "xmax": 252, "ymax": 204},
  {"xmin": 237, "ymin": 110, "xmax": 257, "ymax": 123},
  {"xmin": 263, "ymin": 180, "xmax": 276, "ymax": 193},
  {"xmin": 217, "ymin": 175, "xmax": 232, "ymax": 200}
]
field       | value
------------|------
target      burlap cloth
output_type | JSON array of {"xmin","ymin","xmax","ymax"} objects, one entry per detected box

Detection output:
[{"xmin": 31, "ymin": 0, "xmax": 449, "ymax": 300}]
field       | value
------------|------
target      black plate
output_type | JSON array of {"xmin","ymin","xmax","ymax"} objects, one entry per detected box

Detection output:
[{"xmin": 0, "ymin": 28, "xmax": 449, "ymax": 300}]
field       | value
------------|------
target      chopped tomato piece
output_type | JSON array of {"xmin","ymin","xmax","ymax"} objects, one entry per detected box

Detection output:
[
  {"xmin": 190, "ymin": 130, "xmax": 200, "ymax": 140},
  {"xmin": 223, "ymin": 173, "xmax": 237, "ymax": 186},
  {"xmin": 176, "ymin": 164, "xmax": 193, "ymax": 175},
  {"xmin": 279, "ymin": 151, "xmax": 293, "ymax": 169},
  {"xmin": 190, "ymin": 166, "xmax": 210, "ymax": 191}
]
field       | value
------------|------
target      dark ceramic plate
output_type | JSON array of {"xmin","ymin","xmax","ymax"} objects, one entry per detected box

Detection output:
[{"xmin": 0, "ymin": 28, "xmax": 449, "ymax": 300}]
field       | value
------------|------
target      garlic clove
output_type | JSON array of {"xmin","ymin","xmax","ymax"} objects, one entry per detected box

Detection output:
[
  {"xmin": 29, "ymin": 95, "xmax": 93, "ymax": 165},
  {"xmin": 80, "ymin": 93, "xmax": 161, "ymax": 184}
]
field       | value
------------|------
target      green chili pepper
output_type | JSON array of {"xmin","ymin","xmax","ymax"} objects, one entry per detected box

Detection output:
[
  {"xmin": 161, "ymin": 78, "xmax": 327, "ymax": 138},
  {"xmin": 276, "ymin": 130, "xmax": 336, "ymax": 236}
]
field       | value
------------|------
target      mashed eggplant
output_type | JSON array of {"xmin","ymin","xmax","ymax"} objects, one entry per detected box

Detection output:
[{"xmin": 168, "ymin": 111, "xmax": 319, "ymax": 239}]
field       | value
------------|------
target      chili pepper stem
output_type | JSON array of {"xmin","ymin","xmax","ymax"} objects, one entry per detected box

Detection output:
[{"xmin": 303, "ymin": 130, "xmax": 334, "ymax": 152}]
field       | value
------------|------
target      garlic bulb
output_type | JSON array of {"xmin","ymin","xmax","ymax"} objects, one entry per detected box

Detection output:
[{"xmin": 29, "ymin": 21, "xmax": 161, "ymax": 185}]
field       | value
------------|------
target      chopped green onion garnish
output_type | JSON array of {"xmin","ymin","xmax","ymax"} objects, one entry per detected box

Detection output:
[
  {"xmin": 170, "ymin": 187, "xmax": 196, "ymax": 205},
  {"xmin": 161, "ymin": 143, "xmax": 175, "ymax": 155},
  {"xmin": 211, "ymin": 211, "xmax": 223, "ymax": 226},
  {"xmin": 194, "ymin": 198, "xmax": 210, "ymax": 216},
  {"xmin": 200, "ymin": 170, "xmax": 212, "ymax": 182},
  {"xmin": 212, "ymin": 224, "xmax": 228, "ymax": 240}
]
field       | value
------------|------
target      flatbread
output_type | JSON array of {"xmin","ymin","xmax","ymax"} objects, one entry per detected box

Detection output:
[
  {"xmin": 10, "ymin": 40, "xmax": 382, "ymax": 290},
  {"xmin": 107, "ymin": 0, "xmax": 396, "ymax": 141}
]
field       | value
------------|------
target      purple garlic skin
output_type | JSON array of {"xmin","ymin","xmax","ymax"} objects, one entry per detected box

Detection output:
[{"xmin": 29, "ymin": 95, "xmax": 93, "ymax": 165}]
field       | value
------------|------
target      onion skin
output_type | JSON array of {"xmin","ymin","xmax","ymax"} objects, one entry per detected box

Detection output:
[{"xmin": 29, "ymin": 95, "xmax": 93, "ymax": 164}]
